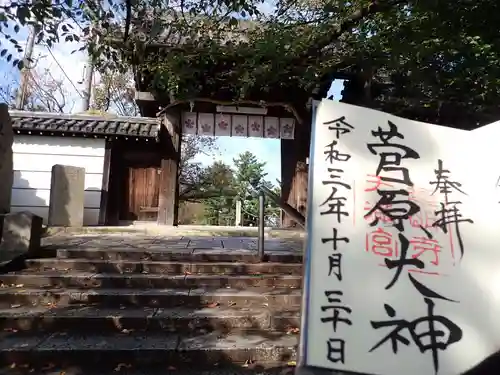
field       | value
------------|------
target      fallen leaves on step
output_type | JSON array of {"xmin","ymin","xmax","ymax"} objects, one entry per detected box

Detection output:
[
  {"xmin": 206, "ymin": 302, "xmax": 219, "ymax": 308},
  {"xmin": 286, "ymin": 327, "xmax": 300, "ymax": 335},
  {"xmin": 242, "ymin": 360, "xmax": 255, "ymax": 368},
  {"xmin": 114, "ymin": 363, "xmax": 131, "ymax": 371},
  {"xmin": 287, "ymin": 361, "xmax": 297, "ymax": 366},
  {"xmin": 41, "ymin": 363, "xmax": 55, "ymax": 370},
  {"xmin": 112, "ymin": 317, "xmax": 123, "ymax": 331}
]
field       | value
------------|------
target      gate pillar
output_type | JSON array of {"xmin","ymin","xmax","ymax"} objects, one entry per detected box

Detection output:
[
  {"xmin": 158, "ymin": 110, "xmax": 182, "ymax": 226},
  {"xmin": 280, "ymin": 120, "xmax": 310, "ymax": 228}
]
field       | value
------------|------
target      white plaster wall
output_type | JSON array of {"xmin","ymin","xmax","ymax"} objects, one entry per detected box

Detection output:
[{"xmin": 10, "ymin": 135, "xmax": 106, "ymax": 225}]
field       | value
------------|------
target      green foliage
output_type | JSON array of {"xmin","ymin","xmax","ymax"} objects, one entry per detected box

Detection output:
[
  {"xmin": 92, "ymin": 71, "xmax": 139, "ymax": 116},
  {"xmin": 232, "ymin": 151, "xmax": 276, "ymax": 226},
  {"xmin": 201, "ymin": 161, "xmax": 237, "ymax": 225},
  {"xmin": 179, "ymin": 135, "xmax": 220, "ymax": 201},
  {"xmin": 0, "ymin": 0, "xmax": 396, "ymax": 98},
  {"xmin": 5, "ymin": 0, "xmax": 500, "ymax": 123},
  {"xmin": 0, "ymin": 0, "xmax": 90, "ymax": 69},
  {"xmin": 352, "ymin": 0, "xmax": 500, "ymax": 123},
  {"xmin": 197, "ymin": 151, "xmax": 280, "ymax": 226},
  {"xmin": 233, "ymin": 151, "xmax": 267, "ymax": 200}
]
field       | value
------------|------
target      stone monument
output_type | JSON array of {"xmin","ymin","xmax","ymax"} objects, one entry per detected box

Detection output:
[
  {"xmin": 0, "ymin": 211, "xmax": 43, "ymax": 262},
  {"xmin": 0, "ymin": 103, "xmax": 13, "ymax": 217},
  {"xmin": 48, "ymin": 165, "xmax": 85, "ymax": 227},
  {"xmin": 0, "ymin": 105, "xmax": 44, "ymax": 262}
]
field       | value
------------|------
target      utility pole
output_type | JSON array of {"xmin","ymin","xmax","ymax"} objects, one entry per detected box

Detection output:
[
  {"xmin": 80, "ymin": 54, "xmax": 94, "ymax": 112},
  {"xmin": 80, "ymin": 23, "xmax": 96, "ymax": 112},
  {"xmin": 15, "ymin": 26, "xmax": 36, "ymax": 109}
]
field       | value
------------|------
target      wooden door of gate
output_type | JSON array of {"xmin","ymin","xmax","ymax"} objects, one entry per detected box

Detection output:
[{"xmin": 126, "ymin": 167, "xmax": 161, "ymax": 221}]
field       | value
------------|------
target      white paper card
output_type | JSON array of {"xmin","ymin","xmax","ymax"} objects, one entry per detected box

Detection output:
[
  {"xmin": 302, "ymin": 99, "xmax": 500, "ymax": 375},
  {"xmin": 197, "ymin": 113, "xmax": 215, "ymax": 136},
  {"xmin": 231, "ymin": 115, "xmax": 248, "ymax": 137},
  {"xmin": 181, "ymin": 112, "xmax": 197, "ymax": 135}
]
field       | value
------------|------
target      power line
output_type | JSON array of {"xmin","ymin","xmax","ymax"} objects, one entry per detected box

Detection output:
[{"xmin": 43, "ymin": 44, "xmax": 84, "ymax": 98}]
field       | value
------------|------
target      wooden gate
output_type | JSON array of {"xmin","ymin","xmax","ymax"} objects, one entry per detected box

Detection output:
[{"xmin": 126, "ymin": 167, "xmax": 161, "ymax": 221}]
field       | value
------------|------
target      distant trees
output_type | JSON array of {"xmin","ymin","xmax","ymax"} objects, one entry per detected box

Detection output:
[{"xmin": 198, "ymin": 151, "xmax": 280, "ymax": 226}]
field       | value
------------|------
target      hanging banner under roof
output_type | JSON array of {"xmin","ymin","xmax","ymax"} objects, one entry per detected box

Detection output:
[
  {"xmin": 297, "ymin": 99, "xmax": 500, "ymax": 375},
  {"xmin": 181, "ymin": 112, "xmax": 295, "ymax": 139}
]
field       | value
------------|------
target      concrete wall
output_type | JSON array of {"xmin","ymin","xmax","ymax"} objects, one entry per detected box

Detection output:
[{"xmin": 10, "ymin": 136, "xmax": 105, "ymax": 225}]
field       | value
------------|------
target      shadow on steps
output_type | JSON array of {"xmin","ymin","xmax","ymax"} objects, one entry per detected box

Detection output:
[{"xmin": 0, "ymin": 244, "xmax": 301, "ymax": 373}]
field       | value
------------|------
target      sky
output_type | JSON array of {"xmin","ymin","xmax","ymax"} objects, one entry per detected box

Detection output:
[{"xmin": 0, "ymin": 13, "xmax": 344, "ymax": 184}]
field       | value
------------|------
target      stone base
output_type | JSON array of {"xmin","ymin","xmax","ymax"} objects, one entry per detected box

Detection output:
[{"xmin": 0, "ymin": 211, "xmax": 43, "ymax": 261}]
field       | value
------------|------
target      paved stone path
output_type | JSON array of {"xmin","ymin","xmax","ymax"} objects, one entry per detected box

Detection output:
[{"xmin": 42, "ymin": 234, "xmax": 304, "ymax": 254}]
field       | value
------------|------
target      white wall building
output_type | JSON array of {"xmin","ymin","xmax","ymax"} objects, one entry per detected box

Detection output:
[
  {"xmin": 8, "ymin": 111, "xmax": 161, "ymax": 226},
  {"xmin": 11, "ymin": 135, "xmax": 105, "ymax": 225}
]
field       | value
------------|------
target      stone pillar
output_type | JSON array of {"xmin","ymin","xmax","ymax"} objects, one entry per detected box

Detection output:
[
  {"xmin": 48, "ymin": 165, "xmax": 85, "ymax": 227},
  {"xmin": 235, "ymin": 200, "xmax": 242, "ymax": 226},
  {"xmin": 0, "ymin": 104, "xmax": 13, "ymax": 216}
]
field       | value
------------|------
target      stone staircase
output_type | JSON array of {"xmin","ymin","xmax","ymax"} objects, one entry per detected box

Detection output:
[{"xmin": 0, "ymin": 240, "xmax": 303, "ymax": 374}]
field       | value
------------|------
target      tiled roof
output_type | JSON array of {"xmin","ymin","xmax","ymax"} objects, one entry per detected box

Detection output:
[{"xmin": 9, "ymin": 111, "xmax": 160, "ymax": 139}]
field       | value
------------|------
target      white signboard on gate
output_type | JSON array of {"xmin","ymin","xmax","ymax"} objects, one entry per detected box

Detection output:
[{"xmin": 299, "ymin": 99, "xmax": 500, "ymax": 375}]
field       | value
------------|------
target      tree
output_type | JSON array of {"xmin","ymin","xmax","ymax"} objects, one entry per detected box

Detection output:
[
  {"xmin": 5, "ymin": 0, "xmax": 498, "ymax": 127},
  {"xmin": 233, "ymin": 151, "xmax": 267, "ymax": 198},
  {"xmin": 198, "ymin": 154, "xmax": 281, "ymax": 227},
  {"xmin": 92, "ymin": 70, "xmax": 139, "ymax": 116},
  {"xmin": 0, "ymin": 74, "xmax": 16, "ymax": 105},
  {"xmin": 350, "ymin": 0, "xmax": 500, "ymax": 125},
  {"xmin": 0, "ymin": 1, "xmax": 424, "ymax": 99},
  {"xmin": 178, "ymin": 135, "xmax": 219, "ymax": 201},
  {"xmin": 201, "ymin": 161, "xmax": 237, "ymax": 225},
  {"xmin": 0, "ymin": 66, "xmax": 73, "ymax": 112},
  {"xmin": 232, "ymin": 151, "xmax": 276, "ymax": 226}
]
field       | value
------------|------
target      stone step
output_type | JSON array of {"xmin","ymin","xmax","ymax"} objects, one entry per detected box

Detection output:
[
  {"xmin": 0, "ymin": 306, "xmax": 300, "ymax": 334},
  {"xmin": 0, "ymin": 272, "xmax": 302, "ymax": 289},
  {"xmin": 0, "ymin": 365, "xmax": 296, "ymax": 375},
  {"xmin": 0, "ymin": 287, "xmax": 302, "ymax": 309},
  {"xmin": 56, "ymin": 248, "xmax": 303, "ymax": 263},
  {"xmin": 0, "ymin": 331, "xmax": 297, "ymax": 369},
  {"xmin": 25, "ymin": 259, "xmax": 303, "ymax": 276}
]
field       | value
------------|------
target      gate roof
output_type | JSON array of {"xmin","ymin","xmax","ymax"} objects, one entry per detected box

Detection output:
[{"xmin": 9, "ymin": 110, "xmax": 160, "ymax": 140}]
